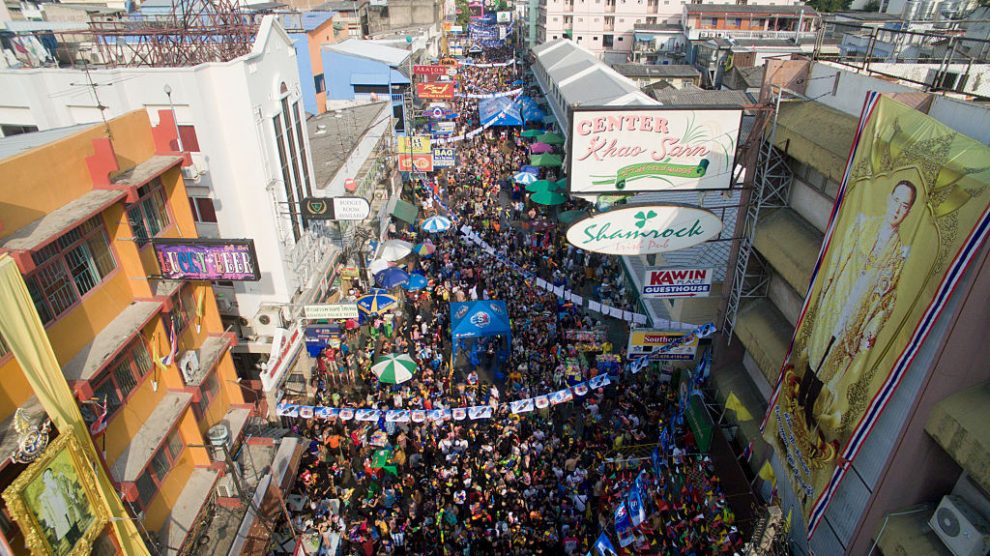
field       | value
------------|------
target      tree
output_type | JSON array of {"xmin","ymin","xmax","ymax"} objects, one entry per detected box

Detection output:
[
  {"xmin": 806, "ymin": 0, "xmax": 854, "ymax": 12},
  {"xmin": 863, "ymin": 0, "xmax": 880, "ymax": 11}
]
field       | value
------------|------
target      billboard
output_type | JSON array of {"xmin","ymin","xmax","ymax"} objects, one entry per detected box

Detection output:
[
  {"xmin": 300, "ymin": 197, "xmax": 371, "ymax": 221},
  {"xmin": 627, "ymin": 330, "xmax": 699, "ymax": 360},
  {"xmin": 416, "ymin": 82, "xmax": 456, "ymax": 99},
  {"xmin": 568, "ymin": 107, "xmax": 742, "ymax": 194},
  {"xmin": 762, "ymin": 94, "xmax": 990, "ymax": 538},
  {"xmin": 565, "ymin": 204, "xmax": 722, "ymax": 256},
  {"xmin": 433, "ymin": 147, "xmax": 457, "ymax": 167},
  {"xmin": 397, "ymin": 135, "xmax": 431, "ymax": 154},
  {"xmin": 153, "ymin": 239, "xmax": 260, "ymax": 281},
  {"xmin": 303, "ymin": 304, "xmax": 359, "ymax": 320},
  {"xmin": 398, "ymin": 153, "xmax": 434, "ymax": 172},
  {"xmin": 642, "ymin": 267, "xmax": 713, "ymax": 298}
]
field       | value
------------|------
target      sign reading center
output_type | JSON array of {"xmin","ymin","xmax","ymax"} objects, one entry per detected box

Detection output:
[{"xmin": 565, "ymin": 205, "xmax": 722, "ymax": 256}]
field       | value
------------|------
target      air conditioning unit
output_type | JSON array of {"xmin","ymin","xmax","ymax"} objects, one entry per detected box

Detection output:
[
  {"xmin": 252, "ymin": 306, "xmax": 284, "ymax": 337},
  {"xmin": 216, "ymin": 474, "xmax": 237, "ymax": 498},
  {"xmin": 178, "ymin": 350, "xmax": 201, "ymax": 383},
  {"xmin": 930, "ymin": 495, "xmax": 990, "ymax": 556}
]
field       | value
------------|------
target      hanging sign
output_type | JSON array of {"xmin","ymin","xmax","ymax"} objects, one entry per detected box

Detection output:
[
  {"xmin": 301, "ymin": 197, "xmax": 371, "ymax": 221},
  {"xmin": 153, "ymin": 239, "xmax": 260, "ymax": 281},
  {"xmin": 303, "ymin": 304, "xmax": 360, "ymax": 320},
  {"xmin": 565, "ymin": 205, "xmax": 721, "ymax": 255},
  {"xmin": 398, "ymin": 153, "xmax": 434, "ymax": 172},
  {"xmin": 627, "ymin": 330, "xmax": 699, "ymax": 360},
  {"xmin": 416, "ymin": 82, "xmax": 456, "ymax": 99},
  {"xmin": 398, "ymin": 135, "xmax": 432, "ymax": 154},
  {"xmin": 641, "ymin": 267, "xmax": 714, "ymax": 298},
  {"xmin": 414, "ymin": 65, "xmax": 450, "ymax": 76}
]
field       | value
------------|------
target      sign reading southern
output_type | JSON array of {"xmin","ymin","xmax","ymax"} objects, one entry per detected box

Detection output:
[
  {"xmin": 433, "ymin": 147, "xmax": 457, "ymax": 167},
  {"xmin": 398, "ymin": 153, "xmax": 434, "ymax": 172},
  {"xmin": 568, "ymin": 107, "xmax": 742, "ymax": 194},
  {"xmin": 762, "ymin": 94, "xmax": 990, "ymax": 537},
  {"xmin": 416, "ymin": 82, "xmax": 455, "ymax": 100},
  {"xmin": 153, "ymin": 239, "xmax": 260, "ymax": 281},
  {"xmin": 414, "ymin": 65, "xmax": 451, "ymax": 76},
  {"xmin": 642, "ymin": 267, "xmax": 714, "ymax": 298},
  {"xmin": 301, "ymin": 197, "xmax": 371, "ymax": 221},
  {"xmin": 565, "ymin": 205, "xmax": 722, "ymax": 255},
  {"xmin": 397, "ymin": 135, "xmax": 431, "ymax": 154},
  {"xmin": 627, "ymin": 330, "xmax": 699, "ymax": 359},
  {"xmin": 303, "ymin": 304, "xmax": 360, "ymax": 320}
]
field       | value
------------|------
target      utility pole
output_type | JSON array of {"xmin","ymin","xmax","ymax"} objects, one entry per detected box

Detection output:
[{"xmin": 70, "ymin": 61, "xmax": 114, "ymax": 141}]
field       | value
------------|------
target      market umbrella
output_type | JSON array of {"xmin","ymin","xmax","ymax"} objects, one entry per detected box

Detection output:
[
  {"xmin": 558, "ymin": 210, "xmax": 586, "ymax": 224},
  {"xmin": 529, "ymin": 142, "xmax": 553, "ymax": 154},
  {"xmin": 555, "ymin": 178, "xmax": 568, "ymax": 189},
  {"xmin": 345, "ymin": 319, "xmax": 360, "ymax": 330},
  {"xmin": 512, "ymin": 79, "xmax": 525, "ymax": 85},
  {"xmin": 368, "ymin": 258, "xmax": 391, "ymax": 276},
  {"xmin": 531, "ymin": 191, "xmax": 567, "ymax": 206},
  {"xmin": 530, "ymin": 154, "xmax": 563, "ymax": 167},
  {"xmin": 536, "ymin": 133, "xmax": 565, "ymax": 145},
  {"xmin": 421, "ymin": 215, "xmax": 452, "ymax": 233},
  {"xmin": 520, "ymin": 165, "xmax": 540, "ymax": 175},
  {"xmin": 413, "ymin": 241, "xmax": 436, "ymax": 257},
  {"xmin": 525, "ymin": 180, "xmax": 559, "ymax": 193},
  {"xmin": 372, "ymin": 353, "xmax": 417, "ymax": 384},
  {"xmin": 521, "ymin": 129, "xmax": 544, "ymax": 138},
  {"xmin": 375, "ymin": 267, "xmax": 410, "ymax": 289},
  {"xmin": 513, "ymin": 171, "xmax": 538, "ymax": 185},
  {"xmin": 402, "ymin": 273, "xmax": 430, "ymax": 291},
  {"xmin": 381, "ymin": 239, "xmax": 414, "ymax": 261},
  {"xmin": 356, "ymin": 290, "xmax": 399, "ymax": 315}
]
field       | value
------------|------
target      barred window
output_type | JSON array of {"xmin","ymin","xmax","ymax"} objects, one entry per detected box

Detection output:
[
  {"xmin": 135, "ymin": 471, "xmax": 157, "ymax": 508},
  {"xmin": 26, "ymin": 216, "xmax": 116, "ymax": 324},
  {"xmin": 193, "ymin": 372, "xmax": 220, "ymax": 420},
  {"xmin": 81, "ymin": 340, "xmax": 154, "ymax": 426},
  {"xmin": 127, "ymin": 179, "xmax": 171, "ymax": 247}
]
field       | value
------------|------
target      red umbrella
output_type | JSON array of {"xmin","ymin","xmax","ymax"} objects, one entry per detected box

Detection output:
[
  {"xmin": 345, "ymin": 319, "xmax": 359, "ymax": 330},
  {"xmin": 529, "ymin": 142, "xmax": 553, "ymax": 154}
]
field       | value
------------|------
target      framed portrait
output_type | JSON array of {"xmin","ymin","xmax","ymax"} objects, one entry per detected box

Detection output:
[{"xmin": 2, "ymin": 434, "xmax": 110, "ymax": 556}]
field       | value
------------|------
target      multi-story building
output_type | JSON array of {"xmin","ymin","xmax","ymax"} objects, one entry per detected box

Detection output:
[
  {"xmin": 316, "ymin": 0, "xmax": 370, "ymax": 37},
  {"xmin": 536, "ymin": 0, "xmax": 801, "ymax": 62},
  {"xmin": 611, "ymin": 62, "xmax": 701, "ymax": 89},
  {"xmin": 0, "ymin": 109, "xmax": 249, "ymax": 554},
  {"xmin": 714, "ymin": 58, "xmax": 990, "ymax": 555}
]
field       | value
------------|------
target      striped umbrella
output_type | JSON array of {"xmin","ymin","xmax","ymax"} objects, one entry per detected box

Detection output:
[
  {"xmin": 372, "ymin": 353, "xmax": 418, "ymax": 384},
  {"xmin": 413, "ymin": 241, "xmax": 436, "ymax": 257},
  {"xmin": 356, "ymin": 290, "xmax": 399, "ymax": 316},
  {"xmin": 513, "ymin": 171, "xmax": 538, "ymax": 185},
  {"xmin": 421, "ymin": 215, "xmax": 452, "ymax": 233}
]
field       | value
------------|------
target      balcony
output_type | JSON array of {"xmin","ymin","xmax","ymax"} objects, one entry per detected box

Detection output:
[
  {"xmin": 687, "ymin": 28, "xmax": 819, "ymax": 41},
  {"xmin": 605, "ymin": 2, "xmax": 616, "ymax": 12},
  {"xmin": 926, "ymin": 381, "xmax": 990, "ymax": 493}
]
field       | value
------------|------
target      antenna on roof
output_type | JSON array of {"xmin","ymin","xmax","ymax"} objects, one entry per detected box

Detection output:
[{"xmin": 70, "ymin": 60, "xmax": 114, "ymax": 142}]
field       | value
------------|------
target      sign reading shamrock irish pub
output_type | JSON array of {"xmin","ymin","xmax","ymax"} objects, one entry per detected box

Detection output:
[
  {"xmin": 565, "ymin": 205, "xmax": 722, "ymax": 255},
  {"xmin": 568, "ymin": 107, "xmax": 742, "ymax": 194}
]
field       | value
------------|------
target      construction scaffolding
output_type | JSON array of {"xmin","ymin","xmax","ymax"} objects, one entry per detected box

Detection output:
[{"xmin": 71, "ymin": 0, "xmax": 258, "ymax": 68}]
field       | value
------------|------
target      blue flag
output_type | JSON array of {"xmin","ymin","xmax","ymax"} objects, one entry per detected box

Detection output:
[
  {"xmin": 627, "ymin": 481, "xmax": 646, "ymax": 527},
  {"xmin": 614, "ymin": 502, "xmax": 636, "ymax": 547},
  {"xmin": 593, "ymin": 532, "xmax": 618, "ymax": 556}
]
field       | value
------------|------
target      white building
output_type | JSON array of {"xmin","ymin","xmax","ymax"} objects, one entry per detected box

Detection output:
[{"xmin": 0, "ymin": 16, "xmax": 333, "ymax": 396}]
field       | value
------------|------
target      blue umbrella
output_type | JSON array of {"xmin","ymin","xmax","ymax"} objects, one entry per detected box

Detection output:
[
  {"xmin": 421, "ymin": 215, "xmax": 452, "ymax": 233},
  {"xmin": 356, "ymin": 290, "xmax": 399, "ymax": 315},
  {"xmin": 521, "ymin": 165, "xmax": 540, "ymax": 175},
  {"xmin": 402, "ymin": 273, "xmax": 430, "ymax": 291},
  {"xmin": 512, "ymin": 79, "xmax": 525, "ymax": 85},
  {"xmin": 513, "ymin": 172, "xmax": 538, "ymax": 185},
  {"xmin": 374, "ymin": 267, "xmax": 410, "ymax": 289}
]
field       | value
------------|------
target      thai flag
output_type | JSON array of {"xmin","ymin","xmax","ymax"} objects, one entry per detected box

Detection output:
[
  {"xmin": 740, "ymin": 441, "xmax": 753, "ymax": 463},
  {"xmin": 161, "ymin": 318, "xmax": 177, "ymax": 366}
]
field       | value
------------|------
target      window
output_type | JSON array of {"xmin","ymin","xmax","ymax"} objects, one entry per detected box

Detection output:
[
  {"xmin": 135, "ymin": 471, "xmax": 157, "ymax": 508},
  {"xmin": 27, "ymin": 216, "xmax": 116, "ymax": 324},
  {"xmin": 194, "ymin": 372, "xmax": 220, "ymax": 420},
  {"xmin": 188, "ymin": 197, "xmax": 218, "ymax": 223},
  {"xmin": 314, "ymin": 73, "xmax": 326, "ymax": 93},
  {"xmin": 167, "ymin": 285, "xmax": 196, "ymax": 336},
  {"xmin": 127, "ymin": 179, "xmax": 170, "ymax": 247},
  {"xmin": 135, "ymin": 430, "xmax": 184, "ymax": 509},
  {"xmin": 0, "ymin": 332, "xmax": 8, "ymax": 358},
  {"xmin": 0, "ymin": 124, "xmax": 38, "ymax": 137},
  {"xmin": 177, "ymin": 126, "xmax": 200, "ymax": 152},
  {"xmin": 82, "ymin": 340, "xmax": 154, "ymax": 426},
  {"xmin": 618, "ymin": 36, "xmax": 623, "ymax": 41},
  {"xmin": 273, "ymin": 109, "xmax": 299, "ymax": 242},
  {"xmin": 603, "ymin": 34, "xmax": 614, "ymax": 47}
]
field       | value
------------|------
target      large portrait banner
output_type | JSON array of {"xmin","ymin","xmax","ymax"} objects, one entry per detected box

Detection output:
[{"xmin": 762, "ymin": 93, "xmax": 990, "ymax": 538}]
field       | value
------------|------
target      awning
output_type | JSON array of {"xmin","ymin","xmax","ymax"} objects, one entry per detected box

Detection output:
[
  {"xmin": 0, "ymin": 189, "xmax": 126, "ymax": 252},
  {"xmin": 753, "ymin": 208, "xmax": 823, "ymax": 294},
  {"xmin": 388, "ymin": 198, "xmax": 419, "ymax": 224},
  {"xmin": 111, "ymin": 391, "xmax": 192, "ymax": 482},
  {"xmin": 61, "ymin": 300, "xmax": 162, "ymax": 382},
  {"xmin": 774, "ymin": 100, "xmax": 857, "ymax": 184},
  {"xmin": 733, "ymin": 298, "xmax": 792, "ymax": 386}
]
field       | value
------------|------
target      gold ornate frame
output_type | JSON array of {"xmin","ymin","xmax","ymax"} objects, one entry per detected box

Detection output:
[{"xmin": 2, "ymin": 434, "xmax": 110, "ymax": 556}]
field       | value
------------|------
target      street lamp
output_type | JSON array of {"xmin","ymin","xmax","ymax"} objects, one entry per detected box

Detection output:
[{"xmin": 163, "ymin": 83, "xmax": 184, "ymax": 152}]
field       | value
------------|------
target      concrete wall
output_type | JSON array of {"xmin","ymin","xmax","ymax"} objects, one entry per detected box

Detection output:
[
  {"xmin": 386, "ymin": 0, "xmax": 439, "ymax": 27},
  {"xmin": 291, "ymin": 33, "xmax": 319, "ymax": 115}
]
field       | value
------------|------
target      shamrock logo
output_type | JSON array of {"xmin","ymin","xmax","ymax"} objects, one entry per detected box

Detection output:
[{"xmin": 634, "ymin": 210, "xmax": 657, "ymax": 229}]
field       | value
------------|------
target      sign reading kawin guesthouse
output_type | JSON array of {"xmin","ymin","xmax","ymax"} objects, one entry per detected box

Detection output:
[
  {"xmin": 568, "ymin": 107, "xmax": 742, "ymax": 194},
  {"xmin": 565, "ymin": 205, "xmax": 722, "ymax": 256}
]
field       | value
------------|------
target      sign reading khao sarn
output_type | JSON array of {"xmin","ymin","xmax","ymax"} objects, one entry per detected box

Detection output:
[
  {"xmin": 565, "ymin": 205, "xmax": 722, "ymax": 255},
  {"xmin": 568, "ymin": 107, "xmax": 742, "ymax": 194}
]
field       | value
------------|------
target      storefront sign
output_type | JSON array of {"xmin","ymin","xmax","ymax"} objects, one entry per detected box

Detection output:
[
  {"xmin": 397, "ymin": 135, "xmax": 432, "ymax": 154},
  {"xmin": 262, "ymin": 326, "xmax": 302, "ymax": 392},
  {"xmin": 398, "ymin": 153, "xmax": 434, "ymax": 172},
  {"xmin": 450, "ymin": 25, "xmax": 463, "ymax": 33},
  {"xmin": 303, "ymin": 303, "xmax": 359, "ymax": 320},
  {"xmin": 432, "ymin": 121, "xmax": 456, "ymax": 136},
  {"xmin": 433, "ymin": 147, "xmax": 457, "ymax": 167},
  {"xmin": 414, "ymin": 65, "xmax": 450, "ymax": 76},
  {"xmin": 416, "ymin": 82, "xmax": 456, "ymax": 99},
  {"xmin": 153, "ymin": 239, "xmax": 260, "ymax": 281},
  {"xmin": 439, "ymin": 57, "xmax": 459, "ymax": 66},
  {"xmin": 305, "ymin": 324, "xmax": 342, "ymax": 351},
  {"xmin": 642, "ymin": 267, "xmax": 713, "ymax": 298},
  {"xmin": 627, "ymin": 330, "xmax": 699, "ymax": 360},
  {"xmin": 565, "ymin": 205, "xmax": 721, "ymax": 255},
  {"xmin": 301, "ymin": 197, "xmax": 371, "ymax": 221},
  {"xmin": 496, "ymin": 10, "xmax": 511, "ymax": 22},
  {"xmin": 568, "ymin": 107, "xmax": 742, "ymax": 194}
]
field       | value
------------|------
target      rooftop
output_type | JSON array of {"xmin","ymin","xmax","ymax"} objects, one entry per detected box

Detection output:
[
  {"xmin": 316, "ymin": 0, "xmax": 366, "ymax": 11},
  {"xmin": 685, "ymin": 3, "xmax": 817, "ymax": 15},
  {"xmin": 612, "ymin": 63, "xmax": 701, "ymax": 79},
  {"xmin": 648, "ymin": 87, "xmax": 754, "ymax": 106},
  {"xmin": 0, "ymin": 124, "xmax": 94, "ymax": 161},
  {"xmin": 326, "ymin": 38, "xmax": 411, "ymax": 67},
  {"xmin": 633, "ymin": 23, "xmax": 683, "ymax": 32},
  {"xmin": 307, "ymin": 102, "xmax": 389, "ymax": 188}
]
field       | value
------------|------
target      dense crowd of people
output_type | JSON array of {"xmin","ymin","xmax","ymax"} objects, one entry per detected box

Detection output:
[{"xmin": 276, "ymin": 44, "xmax": 744, "ymax": 556}]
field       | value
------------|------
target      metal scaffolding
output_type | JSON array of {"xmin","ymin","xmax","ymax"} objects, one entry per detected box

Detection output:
[{"xmin": 723, "ymin": 87, "xmax": 793, "ymax": 340}]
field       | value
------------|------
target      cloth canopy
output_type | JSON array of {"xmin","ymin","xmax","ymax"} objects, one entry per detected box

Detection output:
[
  {"xmin": 517, "ymin": 96, "xmax": 546, "ymax": 124},
  {"xmin": 450, "ymin": 300, "xmax": 512, "ymax": 363},
  {"xmin": 479, "ymin": 96, "xmax": 523, "ymax": 127}
]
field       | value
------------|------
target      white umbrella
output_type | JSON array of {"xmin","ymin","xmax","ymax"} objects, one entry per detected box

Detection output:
[
  {"xmin": 368, "ymin": 258, "xmax": 391, "ymax": 275},
  {"xmin": 421, "ymin": 215, "xmax": 452, "ymax": 233},
  {"xmin": 514, "ymin": 171, "xmax": 538, "ymax": 185},
  {"xmin": 381, "ymin": 239, "xmax": 414, "ymax": 262}
]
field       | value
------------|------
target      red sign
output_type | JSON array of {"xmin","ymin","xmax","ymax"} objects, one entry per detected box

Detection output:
[
  {"xmin": 398, "ymin": 153, "xmax": 434, "ymax": 172},
  {"xmin": 414, "ymin": 65, "xmax": 450, "ymax": 76},
  {"xmin": 344, "ymin": 178, "xmax": 357, "ymax": 192},
  {"xmin": 416, "ymin": 82, "xmax": 455, "ymax": 100}
]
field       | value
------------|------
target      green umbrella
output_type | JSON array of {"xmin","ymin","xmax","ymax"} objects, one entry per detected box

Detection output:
[
  {"xmin": 531, "ymin": 191, "xmax": 567, "ymax": 205},
  {"xmin": 521, "ymin": 129, "xmax": 544, "ymax": 138},
  {"xmin": 525, "ymin": 179, "xmax": 555, "ymax": 193},
  {"xmin": 530, "ymin": 154, "xmax": 563, "ymax": 167},
  {"xmin": 558, "ymin": 210, "xmax": 586, "ymax": 224},
  {"xmin": 537, "ymin": 133, "xmax": 565, "ymax": 145},
  {"xmin": 372, "ymin": 353, "xmax": 417, "ymax": 384}
]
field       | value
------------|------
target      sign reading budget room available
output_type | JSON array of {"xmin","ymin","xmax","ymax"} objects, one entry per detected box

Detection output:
[
  {"xmin": 568, "ymin": 107, "xmax": 742, "ymax": 194},
  {"xmin": 153, "ymin": 239, "xmax": 260, "ymax": 281},
  {"xmin": 301, "ymin": 197, "xmax": 371, "ymax": 221},
  {"xmin": 565, "ymin": 205, "xmax": 722, "ymax": 256},
  {"xmin": 303, "ymin": 303, "xmax": 360, "ymax": 320},
  {"xmin": 642, "ymin": 267, "xmax": 713, "ymax": 298}
]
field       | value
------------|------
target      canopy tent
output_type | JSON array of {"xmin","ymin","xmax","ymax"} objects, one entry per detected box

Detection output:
[
  {"xmin": 537, "ymin": 133, "xmax": 565, "ymax": 145},
  {"xmin": 517, "ymin": 96, "xmax": 546, "ymax": 124},
  {"xmin": 530, "ymin": 154, "xmax": 563, "ymax": 167},
  {"xmin": 450, "ymin": 300, "xmax": 512, "ymax": 374},
  {"xmin": 479, "ymin": 96, "xmax": 523, "ymax": 127}
]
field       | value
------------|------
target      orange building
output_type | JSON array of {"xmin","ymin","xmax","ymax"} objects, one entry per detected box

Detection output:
[{"xmin": 0, "ymin": 110, "xmax": 251, "ymax": 554}]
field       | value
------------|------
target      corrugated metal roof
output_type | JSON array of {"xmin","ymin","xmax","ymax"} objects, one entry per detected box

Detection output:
[
  {"xmin": 534, "ymin": 39, "xmax": 655, "ymax": 110},
  {"xmin": 327, "ymin": 38, "xmax": 410, "ymax": 67}
]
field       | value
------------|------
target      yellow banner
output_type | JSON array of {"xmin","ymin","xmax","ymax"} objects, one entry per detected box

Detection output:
[
  {"xmin": 398, "ymin": 135, "xmax": 432, "ymax": 154},
  {"xmin": 763, "ymin": 95, "xmax": 990, "ymax": 532}
]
